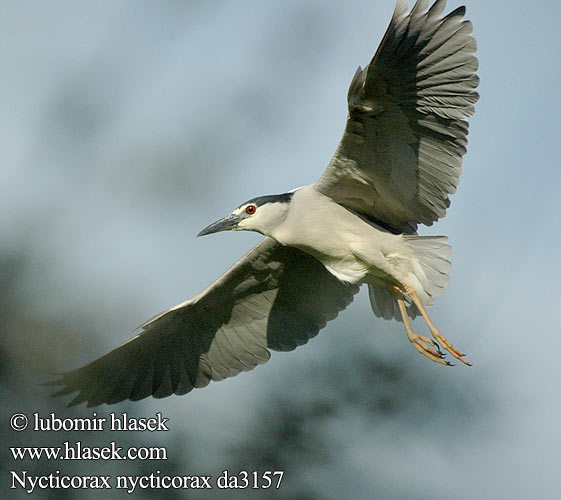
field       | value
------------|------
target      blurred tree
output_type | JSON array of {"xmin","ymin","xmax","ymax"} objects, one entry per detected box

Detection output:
[
  {"xmin": 226, "ymin": 338, "xmax": 488, "ymax": 500},
  {"xmin": 1, "ymin": 252, "xmax": 194, "ymax": 500}
]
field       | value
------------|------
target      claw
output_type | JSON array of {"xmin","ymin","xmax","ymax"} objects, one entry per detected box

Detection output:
[
  {"xmin": 408, "ymin": 333, "xmax": 450, "ymax": 365},
  {"xmin": 430, "ymin": 329, "xmax": 471, "ymax": 365},
  {"xmin": 396, "ymin": 282, "xmax": 473, "ymax": 366},
  {"xmin": 394, "ymin": 291, "xmax": 466, "ymax": 366}
]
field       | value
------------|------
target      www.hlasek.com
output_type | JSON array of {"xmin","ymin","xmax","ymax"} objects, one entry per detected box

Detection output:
[
  {"xmin": 9, "ymin": 412, "xmax": 284, "ymax": 493},
  {"xmin": 11, "ymin": 440, "xmax": 167, "ymax": 461}
]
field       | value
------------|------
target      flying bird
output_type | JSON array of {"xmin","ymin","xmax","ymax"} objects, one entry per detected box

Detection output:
[{"xmin": 50, "ymin": 0, "xmax": 479, "ymax": 407}]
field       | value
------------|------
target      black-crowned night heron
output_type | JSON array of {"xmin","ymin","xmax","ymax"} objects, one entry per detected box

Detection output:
[{"xmin": 50, "ymin": 0, "xmax": 479, "ymax": 407}]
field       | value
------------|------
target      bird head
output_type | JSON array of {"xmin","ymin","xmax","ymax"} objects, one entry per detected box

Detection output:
[{"xmin": 197, "ymin": 192, "xmax": 294, "ymax": 237}]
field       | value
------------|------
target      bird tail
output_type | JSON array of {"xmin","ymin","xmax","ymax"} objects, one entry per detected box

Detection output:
[
  {"xmin": 368, "ymin": 236, "xmax": 452, "ymax": 321},
  {"xmin": 368, "ymin": 284, "xmax": 412, "ymax": 321}
]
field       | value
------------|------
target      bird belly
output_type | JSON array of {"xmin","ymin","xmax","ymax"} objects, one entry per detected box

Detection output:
[
  {"xmin": 289, "ymin": 228, "xmax": 407, "ymax": 286},
  {"xmin": 271, "ymin": 186, "xmax": 415, "ymax": 285},
  {"xmin": 316, "ymin": 252, "xmax": 370, "ymax": 284}
]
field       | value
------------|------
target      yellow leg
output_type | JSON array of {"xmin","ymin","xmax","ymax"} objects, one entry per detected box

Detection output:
[
  {"xmin": 395, "ymin": 294, "xmax": 450, "ymax": 365},
  {"xmin": 400, "ymin": 283, "xmax": 471, "ymax": 366}
]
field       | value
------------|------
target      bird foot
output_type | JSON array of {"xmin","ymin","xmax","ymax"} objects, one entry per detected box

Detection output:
[
  {"xmin": 429, "ymin": 327, "xmax": 471, "ymax": 366},
  {"xmin": 407, "ymin": 331, "xmax": 451, "ymax": 366}
]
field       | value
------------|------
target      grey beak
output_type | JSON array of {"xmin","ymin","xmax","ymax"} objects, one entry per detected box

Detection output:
[{"xmin": 197, "ymin": 214, "xmax": 240, "ymax": 237}]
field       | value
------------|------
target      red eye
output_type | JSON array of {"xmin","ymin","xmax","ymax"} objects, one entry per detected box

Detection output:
[{"xmin": 245, "ymin": 205, "xmax": 256, "ymax": 215}]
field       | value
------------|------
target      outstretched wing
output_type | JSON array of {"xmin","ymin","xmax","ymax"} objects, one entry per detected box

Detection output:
[
  {"xmin": 48, "ymin": 238, "xmax": 359, "ymax": 407},
  {"xmin": 315, "ymin": 0, "xmax": 479, "ymax": 233}
]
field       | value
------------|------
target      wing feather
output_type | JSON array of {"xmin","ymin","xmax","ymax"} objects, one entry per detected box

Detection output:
[
  {"xmin": 315, "ymin": 0, "xmax": 479, "ymax": 233},
  {"xmin": 47, "ymin": 238, "xmax": 358, "ymax": 406}
]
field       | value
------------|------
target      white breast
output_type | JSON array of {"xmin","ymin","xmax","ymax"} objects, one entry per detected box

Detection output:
[{"xmin": 271, "ymin": 186, "xmax": 405, "ymax": 284}]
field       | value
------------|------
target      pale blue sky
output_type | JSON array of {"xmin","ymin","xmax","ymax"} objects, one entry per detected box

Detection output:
[{"xmin": 2, "ymin": 1, "xmax": 560, "ymax": 498}]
